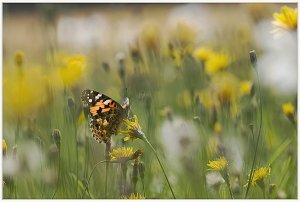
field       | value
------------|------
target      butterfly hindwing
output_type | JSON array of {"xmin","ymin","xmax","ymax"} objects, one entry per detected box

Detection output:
[{"xmin": 81, "ymin": 90, "xmax": 129, "ymax": 143}]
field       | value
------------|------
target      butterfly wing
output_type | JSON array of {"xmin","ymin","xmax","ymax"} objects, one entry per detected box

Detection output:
[{"xmin": 81, "ymin": 90, "xmax": 128, "ymax": 143}]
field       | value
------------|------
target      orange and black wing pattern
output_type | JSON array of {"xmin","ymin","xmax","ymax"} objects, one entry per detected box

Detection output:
[{"xmin": 81, "ymin": 90, "xmax": 129, "ymax": 143}]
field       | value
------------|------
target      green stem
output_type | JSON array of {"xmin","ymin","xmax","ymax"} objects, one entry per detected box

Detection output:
[
  {"xmin": 245, "ymin": 68, "xmax": 263, "ymax": 199},
  {"xmin": 225, "ymin": 178, "xmax": 234, "ymax": 199},
  {"xmin": 81, "ymin": 160, "xmax": 109, "ymax": 198},
  {"xmin": 105, "ymin": 141, "xmax": 111, "ymax": 198},
  {"xmin": 143, "ymin": 137, "xmax": 176, "ymax": 199},
  {"xmin": 121, "ymin": 163, "xmax": 128, "ymax": 195},
  {"xmin": 51, "ymin": 149, "xmax": 61, "ymax": 199}
]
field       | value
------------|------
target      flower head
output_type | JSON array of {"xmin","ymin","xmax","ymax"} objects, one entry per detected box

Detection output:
[
  {"xmin": 205, "ymin": 53, "xmax": 230, "ymax": 75},
  {"xmin": 110, "ymin": 147, "xmax": 133, "ymax": 161},
  {"xmin": 272, "ymin": 6, "xmax": 297, "ymax": 31},
  {"xmin": 246, "ymin": 166, "xmax": 271, "ymax": 187},
  {"xmin": 282, "ymin": 102, "xmax": 295, "ymax": 117},
  {"xmin": 282, "ymin": 102, "xmax": 296, "ymax": 123},
  {"xmin": 59, "ymin": 55, "xmax": 86, "ymax": 86},
  {"xmin": 193, "ymin": 47, "xmax": 214, "ymax": 62},
  {"xmin": 122, "ymin": 193, "xmax": 145, "ymax": 199},
  {"xmin": 240, "ymin": 81, "xmax": 253, "ymax": 96},
  {"xmin": 110, "ymin": 147, "xmax": 142, "ymax": 163},
  {"xmin": 118, "ymin": 115, "xmax": 145, "ymax": 141},
  {"xmin": 3, "ymin": 66, "xmax": 48, "ymax": 122},
  {"xmin": 207, "ymin": 156, "xmax": 228, "ymax": 171}
]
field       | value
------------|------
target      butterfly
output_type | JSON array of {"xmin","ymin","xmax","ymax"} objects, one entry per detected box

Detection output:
[{"xmin": 81, "ymin": 90, "xmax": 130, "ymax": 143}]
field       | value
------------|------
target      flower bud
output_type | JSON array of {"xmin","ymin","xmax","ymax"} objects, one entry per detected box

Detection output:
[
  {"xmin": 249, "ymin": 50, "xmax": 257, "ymax": 68},
  {"xmin": 52, "ymin": 129, "xmax": 61, "ymax": 149},
  {"xmin": 14, "ymin": 51, "xmax": 24, "ymax": 67}
]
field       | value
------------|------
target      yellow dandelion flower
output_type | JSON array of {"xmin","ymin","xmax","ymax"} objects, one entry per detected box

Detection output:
[
  {"xmin": 272, "ymin": 6, "xmax": 297, "ymax": 31},
  {"xmin": 282, "ymin": 102, "xmax": 295, "ymax": 117},
  {"xmin": 246, "ymin": 166, "xmax": 271, "ymax": 187},
  {"xmin": 205, "ymin": 53, "xmax": 230, "ymax": 75},
  {"xmin": 282, "ymin": 102, "xmax": 296, "ymax": 123},
  {"xmin": 214, "ymin": 122, "xmax": 222, "ymax": 135},
  {"xmin": 59, "ymin": 55, "xmax": 86, "ymax": 86},
  {"xmin": 240, "ymin": 81, "xmax": 253, "ymax": 96},
  {"xmin": 118, "ymin": 115, "xmax": 145, "ymax": 141},
  {"xmin": 122, "ymin": 193, "xmax": 145, "ymax": 199},
  {"xmin": 3, "ymin": 66, "xmax": 48, "ymax": 121},
  {"xmin": 207, "ymin": 156, "xmax": 228, "ymax": 171},
  {"xmin": 193, "ymin": 47, "xmax": 214, "ymax": 62},
  {"xmin": 110, "ymin": 147, "xmax": 143, "ymax": 163},
  {"xmin": 110, "ymin": 147, "xmax": 133, "ymax": 161},
  {"xmin": 3, "ymin": 140, "xmax": 7, "ymax": 156}
]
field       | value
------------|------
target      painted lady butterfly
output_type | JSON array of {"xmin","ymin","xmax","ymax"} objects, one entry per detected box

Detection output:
[{"xmin": 81, "ymin": 90, "xmax": 130, "ymax": 143}]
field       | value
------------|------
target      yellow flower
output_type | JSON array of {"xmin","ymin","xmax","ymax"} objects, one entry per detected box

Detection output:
[
  {"xmin": 3, "ymin": 140, "xmax": 7, "ymax": 156},
  {"xmin": 110, "ymin": 147, "xmax": 133, "ymax": 161},
  {"xmin": 118, "ymin": 115, "xmax": 145, "ymax": 141},
  {"xmin": 240, "ymin": 81, "xmax": 253, "ymax": 96},
  {"xmin": 59, "ymin": 55, "xmax": 86, "ymax": 86},
  {"xmin": 207, "ymin": 156, "xmax": 228, "ymax": 171},
  {"xmin": 247, "ymin": 166, "xmax": 271, "ymax": 187},
  {"xmin": 282, "ymin": 102, "xmax": 296, "ymax": 123},
  {"xmin": 282, "ymin": 102, "xmax": 295, "ymax": 116},
  {"xmin": 214, "ymin": 122, "xmax": 222, "ymax": 135},
  {"xmin": 272, "ymin": 6, "xmax": 297, "ymax": 30},
  {"xmin": 122, "ymin": 193, "xmax": 145, "ymax": 199},
  {"xmin": 193, "ymin": 47, "xmax": 214, "ymax": 62},
  {"xmin": 110, "ymin": 147, "xmax": 143, "ymax": 163},
  {"xmin": 205, "ymin": 53, "xmax": 230, "ymax": 75},
  {"xmin": 3, "ymin": 66, "xmax": 48, "ymax": 121}
]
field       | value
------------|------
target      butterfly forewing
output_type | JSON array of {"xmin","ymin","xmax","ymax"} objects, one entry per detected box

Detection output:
[{"xmin": 81, "ymin": 89, "xmax": 129, "ymax": 143}]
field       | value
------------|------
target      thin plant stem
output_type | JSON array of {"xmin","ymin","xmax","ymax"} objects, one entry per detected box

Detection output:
[
  {"xmin": 51, "ymin": 149, "xmax": 61, "ymax": 199},
  {"xmin": 245, "ymin": 68, "xmax": 263, "ymax": 199},
  {"xmin": 143, "ymin": 137, "xmax": 176, "ymax": 199},
  {"xmin": 74, "ymin": 122, "xmax": 78, "ymax": 198},
  {"xmin": 224, "ymin": 178, "xmax": 234, "ymax": 199},
  {"xmin": 121, "ymin": 163, "xmax": 127, "ymax": 195},
  {"xmin": 105, "ymin": 141, "xmax": 111, "ymax": 198},
  {"xmin": 81, "ymin": 160, "xmax": 109, "ymax": 198}
]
